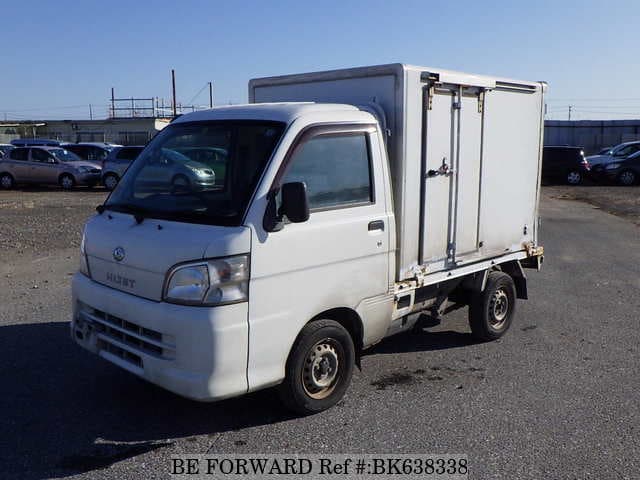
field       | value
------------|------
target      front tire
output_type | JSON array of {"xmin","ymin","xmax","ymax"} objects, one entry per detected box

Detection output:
[
  {"xmin": 103, "ymin": 173, "xmax": 119, "ymax": 190},
  {"xmin": 468, "ymin": 271, "xmax": 517, "ymax": 342},
  {"xmin": 278, "ymin": 319, "xmax": 355, "ymax": 415},
  {"xmin": 617, "ymin": 169, "xmax": 636, "ymax": 186},
  {"xmin": 59, "ymin": 174, "xmax": 75, "ymax": 190}
]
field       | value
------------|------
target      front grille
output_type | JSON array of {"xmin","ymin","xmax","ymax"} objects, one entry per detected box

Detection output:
[
  {"xmin": 89, "ymin": 168, "xmax": 101, "ymax": 173},
  {"xmin": 97, "ymin": 339, "xmax": 142, "ymax": 368},
  {"xmin": 78, "ymin": 302, "xmax": 175, "ymax": 361}
]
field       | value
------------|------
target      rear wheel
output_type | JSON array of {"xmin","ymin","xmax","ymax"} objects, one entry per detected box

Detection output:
[
  {"xmin": 566, "ymin": 170, "xmax": 582, "ymax": 185},
  {"xmin": 617, "ymin": 169, "xmax": 636, "ymax": 186},
  {"xmin": 103, "ymin": 173, "xmax": 119, "ymax": 190},
  {"xmin": 468, "ymin": 271, "xmax": 516, "ymax": 341},
  {"xmin": 59, "ymin": 174, "xmax": 75, "ymax": 190},
  {"xmin": 278, "ymin": 319, "xmax": 355, "ymax": 415},
  {"xmin": 0, "ymin": 173, "xmax": 14, "ymax": 189}
]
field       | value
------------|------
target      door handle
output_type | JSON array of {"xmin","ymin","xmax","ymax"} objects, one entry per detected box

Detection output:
[
  {"xmin": 368, "ymin": 220, "xmax": 385, "ymax": 232},
  {"xmin": 427, "ymin": 157, "xmax": 455, "ymax": 178}
]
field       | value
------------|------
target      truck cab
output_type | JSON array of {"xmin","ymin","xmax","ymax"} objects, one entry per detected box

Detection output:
[
  {"xmin": 72, "ymin": 64, "xmax": 545, "ymax": 414},
  {"xmin": 73, "ymin": 103, "xmax": 395, "ymax": 411}
]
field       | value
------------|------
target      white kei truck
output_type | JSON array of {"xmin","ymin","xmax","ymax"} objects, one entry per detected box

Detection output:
[{"xmin": 71, "ymin": 64, "xmax": 546, "ymax": 414}]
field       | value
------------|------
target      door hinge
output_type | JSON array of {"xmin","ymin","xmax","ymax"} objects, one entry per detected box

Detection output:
[
  {"xmin": 478, "ymin": 90, "xmax": 485, "ymax": 114},
  {"xmin": 426, "ymin": 85, "xmax": 435, "ymax": 110}
]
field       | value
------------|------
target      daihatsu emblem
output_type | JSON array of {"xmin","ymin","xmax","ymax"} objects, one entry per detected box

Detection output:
[{"xmin": 113, "ymin": 247, "xmax": 125, "ymax": 262}]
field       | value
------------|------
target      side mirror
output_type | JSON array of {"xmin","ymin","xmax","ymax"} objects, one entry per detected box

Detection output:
[{"xmin": 280, "ymin": 182, "xmax": 310, "ymax": 223}]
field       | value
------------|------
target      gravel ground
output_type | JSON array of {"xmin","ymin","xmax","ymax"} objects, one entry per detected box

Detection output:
[
  {"xmin": 1, "ymin": 185, "xmax": 639, "ymax": 479},
  {"xmin": 544, "ymin": 184, "xmax": 640, "ymax": 225},
  {"xmin": 0, "ymin": 187, "xmax": 107, "ymax": 261}
]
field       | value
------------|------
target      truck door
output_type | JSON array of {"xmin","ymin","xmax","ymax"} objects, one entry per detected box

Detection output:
[
  {"xmin": 247, "ymin": 124, "xmax": 391, "ymax": 388},
  {"xmin": 421, "ymin": 83, "xmax": 484, "ymax": 270}
]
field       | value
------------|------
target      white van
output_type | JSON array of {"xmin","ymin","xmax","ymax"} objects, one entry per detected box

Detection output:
[{"xmin": 71, "ymin": 64, "xmax": 545, "ymax": 414}]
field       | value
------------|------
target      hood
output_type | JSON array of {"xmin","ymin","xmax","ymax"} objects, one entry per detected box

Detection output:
[
  {"xmin": 586, "ymin": 154, "xmax": 612, "ymax": 166},
  {"xmin": 66, "ymin": 160, "xmax": 102, "ymax": 169},
  {"xmin": 84, "ymin": 211, "xmax": 250, "ymax": 301}
]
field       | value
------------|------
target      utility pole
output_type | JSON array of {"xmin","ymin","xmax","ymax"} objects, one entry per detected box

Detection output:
[
  {"xmin": 111, "ymin": 88, "xmax": 115, "ymax": 118},
  {"xmin": 568, "ymin": 105, "xmax": 572, "ymax": 121},
  {"xmin": 89, "ymin": 104, "xmax": 93, "ymax": 120},
  {"xmin": 171, "ymin": 69, "xmax": 177, "ymax": 117},
  {"xmin": 209, "ymin": 81, "xmax": 213, "ymax": 108}
]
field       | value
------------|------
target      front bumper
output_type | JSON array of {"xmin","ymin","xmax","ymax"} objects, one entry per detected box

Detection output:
[{"xmin": 71, "ymin": 273, "xmax": 249, "ymax": 401}]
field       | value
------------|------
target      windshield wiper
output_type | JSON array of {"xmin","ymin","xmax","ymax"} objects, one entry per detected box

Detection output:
[{"xmin": 100, "ymin": 203, "xmax": 153, "ymax": 224}]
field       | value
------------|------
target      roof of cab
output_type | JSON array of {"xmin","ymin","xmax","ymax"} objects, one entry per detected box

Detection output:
[{"xmin": 171, "ymin": 102, "xmax": 361, "ymax": 125}]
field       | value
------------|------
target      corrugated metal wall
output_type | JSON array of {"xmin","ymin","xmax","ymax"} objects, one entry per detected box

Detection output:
[{"xmin": 544, "ymin": 120, "xmax": 640, "ymax": 154}]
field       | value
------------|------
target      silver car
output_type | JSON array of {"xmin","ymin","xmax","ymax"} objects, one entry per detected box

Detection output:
[
  {"xmin": 0, "ymin": 146, "xmax": 102, "ymax": 189},
  {"xmin": 101, "ymin": 146, "xmax": 145, "ymax": 190}
]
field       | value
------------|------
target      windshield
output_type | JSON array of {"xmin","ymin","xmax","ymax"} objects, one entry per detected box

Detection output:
[
  {"xmin": 105, "ymin": 120, "xmax": 285, "ymax": 226},
  {"xmin": 50, "ymin": 148, "xmax": 82, "ymax": 162}
]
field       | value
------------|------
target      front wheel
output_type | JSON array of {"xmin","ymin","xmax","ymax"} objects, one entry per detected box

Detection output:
[
  {"xmin": 278, "ymin": 319, "xmax": 355, "ymax": 415},
  {"xmin": 617, "ymin": 170, "xmax": 636, "ymax": 186},
  {"xmin": 59, "ymin": 174, "xmax": 75, "ymax": 190},
  {"xmin": 468, "ymin": 271, "xmax": 516, "ymax": 342},
  {"xmin": 103, "ymin": 173, "xmax": 119, "ymax": 190}
]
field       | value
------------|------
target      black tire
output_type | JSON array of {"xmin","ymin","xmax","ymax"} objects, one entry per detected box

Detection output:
[
  {"xmin": 566, "ymin": 170, "xmax": 582, "ymax": 185},
  {"xmin": 103, "ymin": 173, "xmax": 119, "ymax": 191},
  {"xmin": 617, "ymin": 169, "xmax": 636, "ymax": 186},
  {"xmin": 468, "ymin": 271, "xmax": 516, "ymax": 342},
  {"xmin": 171, "ymin": 174, "xmax": 190, "ymax": 192},
  {"xmin": 0, "ymin": 173, "xmax": 14, "ymax": 189},
  {"xmin": 278, "ymin": 319, "xmax": 355, "ymax": 415},
  {"xmin": 59, "ymin": 174, "xmax": 75, "ymax": 190}
]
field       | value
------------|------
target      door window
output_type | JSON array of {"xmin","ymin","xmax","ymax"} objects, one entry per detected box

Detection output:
[
  {"xmin": 9, "ymin": 148, "xmax": 29, "ymax": 161},
  {"xmin": 282, "ymin": 132, "xmax": 373, "ymax": 211},
  {"xmin": 31, "ymin": 148, "xmax": 52, "ymax": 163}
]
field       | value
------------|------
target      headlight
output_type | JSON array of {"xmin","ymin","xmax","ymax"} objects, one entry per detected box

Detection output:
[
  {"xmin": 79, "ymin": 230, "xmax": 91, "ymax": 277},
  {"xmin": 164, "ymin": 254, "xmax": 249, "ymax": 306},
  {"xmin": 192, "ymin": 168, "xmax": 214, "ymax": 177},
  {"xmin": 605, "ymin": 163, "xmax": 621, "ymax": 170},
  {"xmin": 77, "ymin": 166, "xmax": 95, "ymax": 173}
]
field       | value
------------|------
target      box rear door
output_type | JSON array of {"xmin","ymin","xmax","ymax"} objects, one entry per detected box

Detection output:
[{"xmin": 420, "ymin": 84, "xmax": 484, "ymax": 271}]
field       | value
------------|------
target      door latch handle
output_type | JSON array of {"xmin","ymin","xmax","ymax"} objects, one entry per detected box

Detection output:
[
  {"xmin": 368, "ymin": 220, "xmax": 385, "ymax": 232},
  {"xmin": 427, "ymin": 157, "xmax": 455, "ymax": 178}
]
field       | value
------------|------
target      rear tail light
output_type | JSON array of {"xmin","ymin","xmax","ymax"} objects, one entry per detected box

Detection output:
[{"xmin": 581, "ymin": 159, "xmax": 591, "ymax": 170}]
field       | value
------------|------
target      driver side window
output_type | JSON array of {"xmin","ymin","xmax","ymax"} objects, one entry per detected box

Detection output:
[{"xmin": 281, "ymin": 131, "xmax": 374, "ymax": 212}]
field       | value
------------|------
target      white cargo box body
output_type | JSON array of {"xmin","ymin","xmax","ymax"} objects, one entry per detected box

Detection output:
[{"xmin": 250, "ymin": 64, "xmax": 545, "ymax": 281}]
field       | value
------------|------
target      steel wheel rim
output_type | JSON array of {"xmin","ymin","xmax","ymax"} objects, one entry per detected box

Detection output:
[
  {"xmin": 567, "ymin": 171, "xmax": 581, "ymax": 184},
  {"xmin": 0, "ymin": 175, "xmax": 11, "ymax": 188},
  {"xmin": 489, "ymin": 288, "xmax": 509, "ymax": 328},
  {"xmin": 302, "ymin": 339, "xmax": 340, "ymax": 399},
  {"xmin": 620, "ymin": 171, "xmax": 635, "ymax": 185}
]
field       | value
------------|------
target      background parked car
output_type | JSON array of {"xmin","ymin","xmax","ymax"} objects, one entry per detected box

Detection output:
[
  {"xmin": 62, "ymin": 142, "xmax": 120, "ymax": 164},
  {"xmin": 542, "ymin": 146, "xmax": 590, "ymax": 185},
  {"xmin": 130, "ymin": 147, "xmax": 217, "ymax": 193},
  {"xmin": 101, "ymin": 146, "xmax": 144, "ymax": 190},
  {"xmin": 597, "ymin": 150, "xmax": 640, "ymax": 185},
  {"xmin": 0, "ymin": 146, "xmax": 101, "ymax": 189},
  {"xmin": 586, "ymin": 141, "xmax": 640, "ymax": 168},
  {"xmin": 10, "ymin": 138, "xmax": 62, "ymax": 147}
]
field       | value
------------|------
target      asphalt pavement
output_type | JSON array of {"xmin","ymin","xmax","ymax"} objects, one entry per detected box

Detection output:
[{"xmin": 0, "ymin": 188, "xmax": 639, "ymax": 479}]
